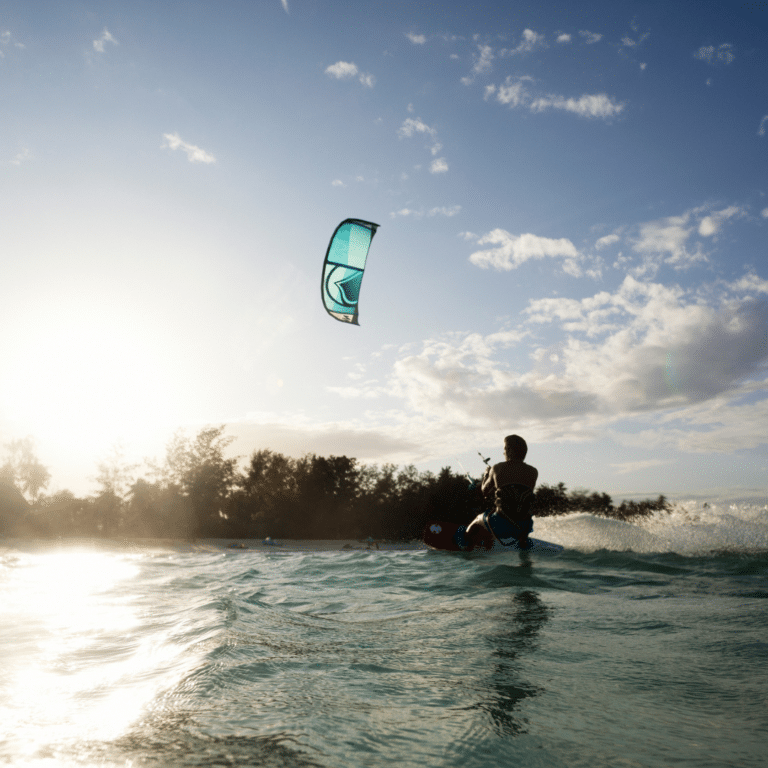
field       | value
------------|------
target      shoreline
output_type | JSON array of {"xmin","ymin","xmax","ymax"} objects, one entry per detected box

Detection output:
[{"xmin": 0, "ymin": 536, "xmax": 428, "ymax": 553}]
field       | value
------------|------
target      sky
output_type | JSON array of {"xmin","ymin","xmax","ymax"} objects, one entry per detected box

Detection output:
[{"xmin": 1, "ymin": 0, "xmax": 767, "ymax": 504}]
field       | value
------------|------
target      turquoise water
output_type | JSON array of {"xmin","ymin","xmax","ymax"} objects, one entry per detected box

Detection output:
[{"xmin": 1, "ymin": 502, "xmax": 767, "ymax": 767}]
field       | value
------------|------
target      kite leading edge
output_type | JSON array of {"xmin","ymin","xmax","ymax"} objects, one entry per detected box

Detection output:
[{"xmin": 321, "ymin": 218, "xmax": 379, "ymax": 325}]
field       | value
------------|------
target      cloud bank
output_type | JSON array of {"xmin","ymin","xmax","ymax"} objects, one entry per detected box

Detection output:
[{"xmin": 387, "ymin": 276, "xmax": 768, "ymax": 443}]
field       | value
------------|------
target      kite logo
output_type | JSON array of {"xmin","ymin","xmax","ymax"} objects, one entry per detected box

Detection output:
[{"xmin": 325, "ymin": 265, "xmax": 363, "ymax": 308}]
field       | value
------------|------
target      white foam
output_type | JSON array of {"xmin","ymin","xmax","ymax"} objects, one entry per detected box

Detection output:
[{"xmin": 532, "ymin": 502, "xmax": 768, "ymax": 555}]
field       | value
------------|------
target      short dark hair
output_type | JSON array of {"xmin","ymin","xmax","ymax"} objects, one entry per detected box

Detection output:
[{"xmin": 504, "ymin": 434, "xmax": 527, "ymax": 460}]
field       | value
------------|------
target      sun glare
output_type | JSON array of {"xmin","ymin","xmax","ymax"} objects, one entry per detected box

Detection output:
[
  {"xmin": 0, "ymin": 548, "xmax": 185, "ymax": 760},
  {"xmin": 1, "ymin": 304, "xmax": 183, "ymax": 465}
]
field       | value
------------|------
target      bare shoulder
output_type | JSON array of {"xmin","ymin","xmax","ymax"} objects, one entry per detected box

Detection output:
[{"xmin": 494, "ymin": 460, "xmax": 538, "ymax": 488}]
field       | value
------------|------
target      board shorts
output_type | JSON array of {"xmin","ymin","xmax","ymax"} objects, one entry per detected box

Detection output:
[
  {"xmin": 454, "ymin": 510, "xmax": 533, "ymax": 550},
  {"xmin": 487, "ymin": 510, "xmax": 533, "ymax": 544}
]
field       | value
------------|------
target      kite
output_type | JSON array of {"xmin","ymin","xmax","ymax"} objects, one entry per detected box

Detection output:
[{"xmin": 321, "ymin": 218, "xmax": 379, "ymax": 325}]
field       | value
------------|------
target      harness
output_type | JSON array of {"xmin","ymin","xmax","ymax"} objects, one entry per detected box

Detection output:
[{"xmin": 495, "ymin": 483, "xmax": 533, "ymax": 523}]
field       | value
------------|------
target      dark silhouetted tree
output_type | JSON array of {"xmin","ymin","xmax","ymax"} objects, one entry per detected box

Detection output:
[
  {"xmin": 0, "ymin": 480, "xmax": 31, "ymax": 536},
  {"xmin": 149, "ymin": 426, "xmax": 239, "ymax": 537}
]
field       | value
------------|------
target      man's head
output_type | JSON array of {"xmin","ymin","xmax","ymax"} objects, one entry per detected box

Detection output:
[{"xmin": 503, "ymin": 434, "xmax": 527, "ymax": 461}]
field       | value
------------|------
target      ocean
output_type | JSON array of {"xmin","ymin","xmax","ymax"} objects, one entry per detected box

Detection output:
[{"xmin": 1, "ymin": 500, "xmax": 767, "ymax": 767}]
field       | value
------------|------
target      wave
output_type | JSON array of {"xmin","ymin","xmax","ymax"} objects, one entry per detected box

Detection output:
[{"xmin": 533, "ymin": 501, "xmax": 768, "ymax": 555}]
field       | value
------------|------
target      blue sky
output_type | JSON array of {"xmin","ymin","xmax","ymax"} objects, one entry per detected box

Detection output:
[{"xmin": 1, "ymin": 0, "xmax": 767, "ymax": 502}]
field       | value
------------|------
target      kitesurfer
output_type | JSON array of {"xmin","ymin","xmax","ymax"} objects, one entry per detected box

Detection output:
[{"xmin": 456, "ymin": 434, "xmax": 538, "ymax": 550}]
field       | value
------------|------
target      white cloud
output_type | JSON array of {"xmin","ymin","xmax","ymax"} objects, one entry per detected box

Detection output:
[
  {"xmin": 331, "ymin": 179, "xmax": 345, "ymax": 187},
  {"xmin": 502, "ymin": 29, "xmax": 546, "ymax": 56},
  {"xmin": 620, "ymin": 31, "xmax": 649, "ymax": 49},
  {"xmin": 596, "ymin": 233, "xmax": 620, "ymax": 249},
  {"xmin": 579, "ymin": 30, "xmax": 603, "ymax": 44},
  {"xmin": 694, "ymin": 43, "xmax": 735, "ymax": 64},
  {"xmin": 730, "ymin": 273, "xmax": 768, "ymax": 294},
  {"xmin": 493, "ymin": 75, "xmax": 533, "ymax": 107},
  {"xmin": 530, "ymin": 277, "xmax": 768, "ymax": 410},
  {"xmin": 469, "ymin": 230, "xmax": 580, "ymax": 271},
  {"xmin": 557, "ymin": 33, "xmax": 572, "ymax": 44},
  {"xmin": 390, "ymin": 205, "xmax": 460, "ymax": 219},
  {"xmin": 608, "ymin": 205, "xmax": 746, "ymax": 277},
  {"xmin": 398, "ymin": 117, "xmax": 443, "ymax": 159},
  {"xmin": 93, "ymin": 28, "xmax": 118, "ymax": 53},
  {"xmin": 632, "ymin": 212, "xmax": 699, "ymax": 271},
  {"xmin": 486, "ymin": 76, "xmax": 623, "ymax": 121},
  {"xmin": 325, "ymin": 61, "xmax": 375, "ymax": 87},
  {"xmin": 762, "ymin": 208, "xmax": 768, "ymax": 218},
  {"xmin": 384, "ymin": 275, "xmax": 768, "ymax": 438},
  {"xmin": 530, "ymin": 93, "xmax": 624, "ymax": 119},
  {"xmin": 325, "ymin": 61, "xmax": 358, "ymax": 79},
  {"xmin": 398, "ymin": 117, "xmax": 436, "ymax": 139},
  {"xmin": 407, "ymin": 32, "xmax": 427, "ymax": 44},
  {"xmin": 430, "ymin": 157, "xmax": 448, "ymax": 174},
  {"xmin": 280, "ymin": 0, "xmax": 289, "ymax": 14},
  {"xmin": 697, "ymin": 205, "xmax": 742, "ymax": 237},
  {"xmin": 461, "ymin": 44, "xmax": 494, "ymax": 84},
  {"xmin": 428, "ymin": 205, "xmax": 461, "ymax": 217},
  {"xmin": 473, "ymin": 43, "xmax": 494, "ymax": 72},
  {"xmin": 759, "ymin": 116, "xmax": 768, "ymax": 137},
  {"xmin": 358, "ymin": 72, "xmax": 376, "ymax": 88},
  {"xmin": 162, "ymin": 133, "xmax": 216, "ymax": 164}
]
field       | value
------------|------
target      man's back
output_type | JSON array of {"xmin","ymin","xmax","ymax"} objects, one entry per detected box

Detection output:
[{"xmin": 484, "ymin": 458, "xmax": 538, "ymax": 493}]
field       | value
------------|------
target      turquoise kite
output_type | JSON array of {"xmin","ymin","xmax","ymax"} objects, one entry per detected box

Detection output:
[{"xmin": 321, "ymin": 218, "xmax": 379, "ymax": 325}]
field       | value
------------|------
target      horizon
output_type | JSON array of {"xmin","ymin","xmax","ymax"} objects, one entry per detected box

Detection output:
[
  {"xmin": 2, "ymin": 423, "xmax": 762, "ymax": 509},
  {"xmin": 1, "ymin": 0, "xmax": 766, "ymax": 506}
]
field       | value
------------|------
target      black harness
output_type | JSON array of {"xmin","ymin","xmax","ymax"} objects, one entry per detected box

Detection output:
[{"xmin": 495, "ymin": 483, "xmax": 534, "ymax": 524}]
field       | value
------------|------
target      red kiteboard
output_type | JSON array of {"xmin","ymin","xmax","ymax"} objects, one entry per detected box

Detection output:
[
  {"xmin": 423, "ymin": 519, "xmax": 564, "ymax": 554},
  {"xmin": 423, "ymin": 520, "xmax": 494, "ymax": 551}
]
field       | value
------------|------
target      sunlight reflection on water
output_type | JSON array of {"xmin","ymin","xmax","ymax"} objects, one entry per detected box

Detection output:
[{"xmin": 0, "ymin": 548, "xmax": 183, "ymax": 762}]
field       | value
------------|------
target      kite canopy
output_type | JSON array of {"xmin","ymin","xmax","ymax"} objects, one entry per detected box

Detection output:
[{"xmin": 321, "ymin": 218, "xmax": 379, "ymax": 325}]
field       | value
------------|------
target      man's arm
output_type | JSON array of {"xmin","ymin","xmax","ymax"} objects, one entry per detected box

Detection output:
[{"xmin": 480, "ymin": 466, "xmax": 495, "ymax": 495}]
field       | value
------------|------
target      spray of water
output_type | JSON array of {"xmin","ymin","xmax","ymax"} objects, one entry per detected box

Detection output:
[{"xmin": 533, "ymin": 501, "xmax": 768, "ymax": 555}]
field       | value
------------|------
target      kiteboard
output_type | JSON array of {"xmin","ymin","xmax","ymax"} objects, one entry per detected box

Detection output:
[{"xmin": 423, "ymin": 520, "xmax": 564, "ymax": 555}]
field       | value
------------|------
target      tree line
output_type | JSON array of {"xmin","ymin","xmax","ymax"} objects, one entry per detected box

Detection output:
[{"xmin": 0, "ymin": 427, "xmax": 670, "ymax": 541}]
